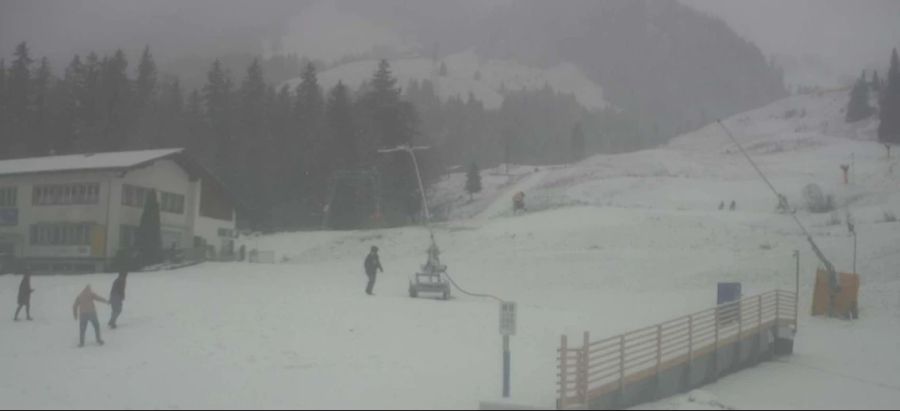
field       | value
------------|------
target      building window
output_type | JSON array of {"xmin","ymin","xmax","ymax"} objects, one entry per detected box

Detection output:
[
  {"xmin": 30, "ymin": 223, "xmax": 92, "ymax": 246},
  {"xmin": 33, "ymin": 183, "xmax": 99, "ymax": 206},
  {"xmin": 120, "ymin": 225, "xmax": 138, "ymax": 249},
  {"xmin": 122, "ymin": 184, "xmax": 151, "ymax": 208},
  {"xmin": 123, "ymin": 185, "xmax": 184, "ymax": 215},
  {"xmin": 162, "ymin": 229, "xmax": 183, "ymax": 249},
  {"xmin": 121, "ymin": 226, "xmax": 183, "ymax": 251},
  {"xmin": 160, "ymin": 192, "xmax": 185, "ymax": 214},
  {"xmin": 0, "ymin": 187, "xmax": 16, "ymax": 207}
]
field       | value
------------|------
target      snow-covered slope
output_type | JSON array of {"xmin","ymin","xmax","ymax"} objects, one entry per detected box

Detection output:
[
  {"xmin": 2, "ymin": 91, "xmax": 898, "ymax": 410},
  {"xmin": 283, "ymin": 50, "xmax": 607, "ymax": 111},
  {"xmin": 432, "ymin": 90, "xmax": 887, "ymax": 222}
]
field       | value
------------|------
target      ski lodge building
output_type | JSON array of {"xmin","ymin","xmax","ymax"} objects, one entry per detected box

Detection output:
[{"xmin": 0, "ymin": 149, "xmax": 237, "ymax": 273}]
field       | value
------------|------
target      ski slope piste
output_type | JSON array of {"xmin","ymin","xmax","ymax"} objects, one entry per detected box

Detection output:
[{"xmin": 2, "ymin": 90, "xmax": 899, "ymax": 409}]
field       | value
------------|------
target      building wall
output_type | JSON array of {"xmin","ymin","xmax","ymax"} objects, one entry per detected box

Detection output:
[
  {"xmin": 0, "ymin": 158, "xmax": 237, "ymax": 271},
  {"xmin": 113, "ymin": 159, "xmax": 195, "ymax": 255},
  {"xmin": 194, "ymin": 178, "xmax": 236, "ymax": 258},
  {"xmin": 0, "ymin": 170, "xmax": 117, "ymax": 262}
]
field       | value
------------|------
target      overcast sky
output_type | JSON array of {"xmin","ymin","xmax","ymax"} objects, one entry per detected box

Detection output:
[
  {"xmin": 0, "ymin": 0, "xmax": 312, "ymax": 65},
  {"xmin": 1, "ymin": 0, "xmax": 897, "ymax": 82},
  {"xmin": 682, "ymin": 0, "xmax": 900, "ymax": 73}
]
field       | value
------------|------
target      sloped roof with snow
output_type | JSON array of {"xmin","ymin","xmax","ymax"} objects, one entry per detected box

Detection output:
[{"xmin": 0, "ymin": 149, "xmax": 185, "ymax": 177}]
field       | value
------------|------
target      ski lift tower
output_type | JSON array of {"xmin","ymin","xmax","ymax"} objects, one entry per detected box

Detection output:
[{"xmin": 378, "ymin": 145, "xmax": 452, "ymax": 300}]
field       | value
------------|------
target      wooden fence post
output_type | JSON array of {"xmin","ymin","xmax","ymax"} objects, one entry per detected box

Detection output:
[
  {"xmin": 757, "ymin": 294, "xmax": 764, "ymax": 360},
  {"xmin": 618, "ymin": 334, "xmax": 626, "ymax": 406},
  {"xmin": 687, "ymin": 315, "xmax": 694, "ymax": 391},
  {"xmin": 776, "ymin": 291, "xmax": 781, "ymax": 323},
  {"xmin": 758, "ymin": 295, "xmax": 763, "ymax": 328},
  {"xmin": 560, "ymin": 335, "xmax": 568, "ymax": 409},
  {"xmin": 736, "ymin": 299, "xmax": 743, "ymax": 367},
  {"xmin": 688, "ymin": 316, "xmax": 694, "ymax": 362},
  {"xmin": 713, "ymin": 310, "xmax": 720, "ymax": 381},
  {"xmin": 581, "ymin": 331, "xmax": 590, "ymax": 407},
  {"xmin": 653, "ymin": 323, "xmax": 663, "ymax": 399},
  {"xmin": 655, "ymin": 325, "xmax": 663, "ymax": 379}
]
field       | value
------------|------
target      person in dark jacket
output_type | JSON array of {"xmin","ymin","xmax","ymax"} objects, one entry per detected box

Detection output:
[
  {"xmin": 14, "ymin": 269, "xmax": 33, "ymax": 321},
  {"xmin": 108, "ymin": 271, "xmax": 127, "ymax": 329},
  {"xmin": 364, "ymin": 246, "xmax": 383, "ymax": 295}
]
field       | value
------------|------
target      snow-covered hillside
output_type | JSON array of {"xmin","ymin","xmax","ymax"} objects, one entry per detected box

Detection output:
[
  {"xmin": 274, "ymin": 2, "xmax": 606, "ymax": 111},
  {"xmin": 283, "ymin": 50, "xmax": 607, "ymax": 111},
  {"xmin": 2, "ymin": 91, "xmax": 899, "ymax": 410},
  {"xmin": 431, "ymin": 90, "xmax": 888, "ymax": 223}
]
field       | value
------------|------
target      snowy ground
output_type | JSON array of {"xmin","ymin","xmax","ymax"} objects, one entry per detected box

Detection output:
[{"xmin": 3, "ymin": 91, "xmax": 900, "ymax": 409}]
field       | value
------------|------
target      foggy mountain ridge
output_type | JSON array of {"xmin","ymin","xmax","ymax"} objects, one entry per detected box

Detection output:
[
  {"xmin": 278, "ymin": 0, "xmax": 788, "ymax": 138},
  {"xmin": 4, "ymin": 0, "xmax": 787, "ymax": 135}
]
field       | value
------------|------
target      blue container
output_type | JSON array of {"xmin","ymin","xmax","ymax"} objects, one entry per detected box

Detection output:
[
  {"xmin": 717, "ymin": 282, "xmax": 742, "ymax": 305},
  {"xmin": 717, "ymin": 282, "xmax": 742, "ymax": 325}
]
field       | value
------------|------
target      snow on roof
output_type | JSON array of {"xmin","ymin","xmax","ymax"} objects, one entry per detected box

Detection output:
[{"xmin": 0, "ymin": 148, "xmax": 185, "ymax": 177}]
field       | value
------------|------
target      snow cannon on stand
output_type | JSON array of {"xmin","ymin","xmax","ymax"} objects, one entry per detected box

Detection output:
[{"xmin": 409, "ymin": 235, "xmax": 451, "ymax": 300}]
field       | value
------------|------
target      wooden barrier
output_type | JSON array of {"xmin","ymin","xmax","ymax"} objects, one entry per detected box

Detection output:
[{"xmin": 557, "ymin": 290, "xmax": 797, "ymax": 409}]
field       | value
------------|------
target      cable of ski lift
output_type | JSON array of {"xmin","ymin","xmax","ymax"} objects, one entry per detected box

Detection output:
[{"xmin": 716, "ymin": 120, "xmax": 841, "ymax": 299}]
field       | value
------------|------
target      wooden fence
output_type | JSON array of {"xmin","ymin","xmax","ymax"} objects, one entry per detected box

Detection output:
[{"xmin": 557, "ymin": 290, "xmax": 797, "ymax": 409}]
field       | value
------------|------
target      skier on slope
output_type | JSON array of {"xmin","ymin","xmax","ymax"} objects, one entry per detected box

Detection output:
[{"xmin": 364, "ymin": 246, "xmax": 384, "ymax": 296}]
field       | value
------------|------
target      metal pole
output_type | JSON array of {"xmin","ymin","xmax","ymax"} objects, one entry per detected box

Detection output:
[
  {"xmin": 794, "ymin": 250, "xmax": 800, "ymax": 330},
  {"xmin": 853, "ymin": 231, "xmax": 857, "ymax": 275},
  {"xmin": 503, "ymin": 335, "xmax": 511, "ymax": 398},
  {"xmin": 377, "ymin": 145, "xmax": 432, "ymax": 224},
  {"xmin": 405, "ymin": 147, "xmax": 431, "ymax": 223}
]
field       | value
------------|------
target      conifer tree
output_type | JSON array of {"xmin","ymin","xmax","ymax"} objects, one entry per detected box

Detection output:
[
  {"xmin": 879, "ymin": 49, "xmax": 900, "ymax": 144},
  {"xmin": 465, "ymin": 161, "xmax": 482, "ymax": 200},
  {"xmin": 846, "ymin": 71, "xmax": 874, "ymax": 123},
  {"xmin": 136, "ymin": 190, "xmax": 163, "ymax": 267}
]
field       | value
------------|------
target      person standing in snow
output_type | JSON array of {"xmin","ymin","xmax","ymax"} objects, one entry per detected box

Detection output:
[
  {"xmin": 364, "ymin": 246, "xmax": 384, "ymax": 296},
  {"xmin": 14, "ymin": 268, "xmax": 33, "ymax": 321},
  {"xmin": 718, "ymin": 201, "xmax": 725, "ymax": 211},
  {"xmin": 513, "ymin": 191, "xmax": 527, "ymax": 214},
  {"xmin": 108, "ymin": 272, "xmax": 127, "ymax": 329},
  {"xmin": 73, "ymin": 285, "xmax": 109, "ymax": 347},
  {"xmin": 730, "ymin": 200, "xmax": 736, "ymax": 211}
]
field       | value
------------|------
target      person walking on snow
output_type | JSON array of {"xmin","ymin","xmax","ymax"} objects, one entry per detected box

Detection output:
[
  {"xmin": 108, "ymin": 271, "xmax": 127, "ymax": 329},
  {"xmin": 14, "ymin": 269, "xmax": 33, "ymax": 321},
  {"xmin": 364, "ymin": 246, "xmax": 384, "ymax": 296},
  {"xmin": 73, "ymin": 285, "xmax": 109, "ymax": 347}
]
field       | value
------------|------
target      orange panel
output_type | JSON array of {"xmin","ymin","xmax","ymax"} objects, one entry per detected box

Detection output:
[
  {"xmin": 91, "ymin": 225, "xmax": 106, "ymax": 258},
  {"xmin": 811, "ymin": 269, "xmax": 859, "ymax": 317}
]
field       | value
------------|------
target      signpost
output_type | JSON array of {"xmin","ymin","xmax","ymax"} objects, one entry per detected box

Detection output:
[{"xmin": 500, "ymin": 301, "xmax": 516, "ymax": 398}]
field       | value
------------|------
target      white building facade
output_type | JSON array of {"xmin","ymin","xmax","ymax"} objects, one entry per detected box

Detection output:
[{"xmin": 0, "ymin": 149, "xmax": 237, "ymax": 273}]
